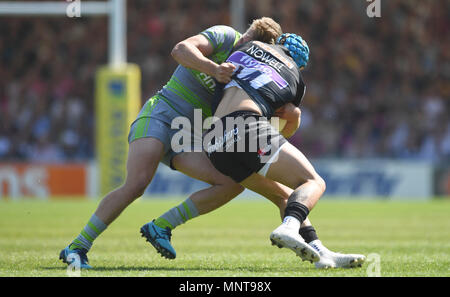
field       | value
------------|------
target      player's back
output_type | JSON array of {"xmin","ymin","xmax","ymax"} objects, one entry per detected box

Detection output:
[{"xmin": 225, "ymin": 40, "xmax": 305, "ymax": 118}]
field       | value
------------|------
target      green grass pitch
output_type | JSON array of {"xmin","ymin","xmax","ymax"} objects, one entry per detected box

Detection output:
[{"xmin": 0, "ymin": 198, "xmax": 449, "ymax": 277}]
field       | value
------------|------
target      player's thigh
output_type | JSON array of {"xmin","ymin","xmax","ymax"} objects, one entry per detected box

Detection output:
[
  {"xmin": 172, "ymin": 151, "xmax": 238, "ymax": 186},
  {"xmin": 126, "ymin": 106, "xmax": 173, "ymax": 189},
  {"xmin": 125, "ymin": 137, "xmax": 165, "ymax": 191},
  {"xmin": 265, "ymin": 142, "xmax": 323, "ymax": 190}
]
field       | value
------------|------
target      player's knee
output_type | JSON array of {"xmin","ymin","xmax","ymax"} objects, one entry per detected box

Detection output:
[
  {"xmin": 207, "ymin": 174, "xmax": 244, "ymax": 195},
  {"xmin": 314, "ymin": 175, "xmax": 326, "ymax": 196},
  {"xmin": 124, "ymin": 174, "xmax": 151, "ymax": 200},
  {"xmin": 294, "ymin": 175, "xmax": 326, "ymax": 198},
  {"xmin": 279, "ymin": 197, "xmax": 288, "ymax": 210},
  {"xmin": 217, "ymin": 177, "xmax": 245, "ymax": 197}
]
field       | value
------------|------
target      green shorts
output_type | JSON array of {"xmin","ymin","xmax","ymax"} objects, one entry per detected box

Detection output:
[{"xmin": 128, "ymin": 95, "xmax": 201, "ymax": 168}]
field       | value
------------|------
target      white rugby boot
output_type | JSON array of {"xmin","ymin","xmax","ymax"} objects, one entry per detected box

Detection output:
[
  {"xmin": 309, "ymin": 240, "xmax": 366, "ymax": 269},
  {"xmin": 270, "ymin": 217, "xmax": 320, "ymax": 263}
]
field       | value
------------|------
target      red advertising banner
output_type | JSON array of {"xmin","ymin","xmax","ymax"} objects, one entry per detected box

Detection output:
[{"xmin": 0, "ymin": 163, "xmax": 88, "ymax": 199}]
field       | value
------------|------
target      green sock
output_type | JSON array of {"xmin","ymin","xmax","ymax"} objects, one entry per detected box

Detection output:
[
  {"xmin": 154, "ymin": 198, "xmax": 199, "ymax": 230},
  {"xmin": 70, "ymin": 214, "xmax": 107, "ymax": 251}
]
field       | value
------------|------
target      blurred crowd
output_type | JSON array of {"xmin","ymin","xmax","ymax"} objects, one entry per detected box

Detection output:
[{"xmin": 0, "ymin": 0, "xmax": 448, "ymax": 163}]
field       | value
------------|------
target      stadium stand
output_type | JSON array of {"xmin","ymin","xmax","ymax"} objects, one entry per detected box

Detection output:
[{"xmin": 0, "ymin": 0, "xmax": 448, "ymax": 162}]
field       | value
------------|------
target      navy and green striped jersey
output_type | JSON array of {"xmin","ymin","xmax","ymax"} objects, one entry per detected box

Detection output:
[{"xmin": 157, "ymin": 25, "xmax": 241, "ymax": 119}]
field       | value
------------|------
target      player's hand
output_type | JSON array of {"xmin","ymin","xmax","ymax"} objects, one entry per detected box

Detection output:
[{"xmin": 213, "ymin": 62, "xmax": 236, "ymax": 84}]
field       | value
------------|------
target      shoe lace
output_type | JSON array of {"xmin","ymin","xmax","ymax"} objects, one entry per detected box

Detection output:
[
  {"xmin": 310, "ymin": 242, "xmax": 331, "ymax": 255},
  {"xmin": 71, "ymin": 248, "xmax": 89, "ymax": 264},
  {"xmin": 152, "ymin": 224, "xmax": 172, "ymax": 241},
  {"xmin": 310, "ymin": 242, "xmax": 322, "ymax": 253},
  {"xmin": 161, "ymin": 227, "xmax": 172, "ymax": 241}
]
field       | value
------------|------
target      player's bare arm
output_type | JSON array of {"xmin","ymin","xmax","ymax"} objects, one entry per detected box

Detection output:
[
  {"xmin": 171, "ymin": 34, "xmax": 235, "ymax": 84},
  {"xmin": 274, "ymin": 103, "xmax": 302, "ymax": 138}
]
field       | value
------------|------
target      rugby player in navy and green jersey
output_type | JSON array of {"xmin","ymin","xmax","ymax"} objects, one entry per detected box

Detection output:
[{"xmin": 60, "ymin": 17, "xmax": 287, "ymax": 269}]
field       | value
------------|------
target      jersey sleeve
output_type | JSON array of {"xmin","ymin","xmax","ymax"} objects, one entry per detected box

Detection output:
[
  {"xmin": 200, "ymin": 25, "xmax": 240, "ymax": 57},
  {"xmin": 293, "ymin": 76, "xmax": 306, "ymax": 107}
]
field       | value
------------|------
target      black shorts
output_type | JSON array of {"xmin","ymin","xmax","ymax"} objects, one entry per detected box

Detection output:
[{"xmin": 205, "ymin": 110, "xmax": 287, "ymax": 183}]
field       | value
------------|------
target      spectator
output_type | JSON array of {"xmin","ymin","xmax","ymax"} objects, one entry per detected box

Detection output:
[{"xmin": 0, "ymin": 0, "xmax": 448, "ymax": 163}]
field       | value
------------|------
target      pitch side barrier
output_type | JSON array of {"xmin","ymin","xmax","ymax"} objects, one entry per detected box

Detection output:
[
  {"xmin": 143, "ymin": 159, "xmax": 434, "ymax": 200},
  {"xmin": 0, "ymin": 159, "xmax": 438, "ymax": 199}
]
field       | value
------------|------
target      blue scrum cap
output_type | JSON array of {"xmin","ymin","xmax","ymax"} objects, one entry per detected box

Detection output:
[{"xmin": 276, "ymin": 33, "xmax": 310, "ymax": 68}]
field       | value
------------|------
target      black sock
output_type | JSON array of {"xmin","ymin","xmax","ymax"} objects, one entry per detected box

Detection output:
[
  {"xmin": 299, "ymin": 226, "xmax": 319, "ymax": 243},
  {"xmin": 284, "ymin": 202, "xmax": 310, "ymax": 225}
]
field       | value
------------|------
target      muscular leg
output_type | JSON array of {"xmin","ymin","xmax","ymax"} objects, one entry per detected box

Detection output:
[
  {"xmin": 95, "ymin": 138, "xmax": 165, "ymax": 224},
  {"xmin": 69, "ymin": 137, "xmax": 165, "ymax": 252},
  {"xmin": 243, "ymin": 151, "xmax": 365, "ymax": 268},
  {"xmin": 242, "ymin": 173, "xmax": 289, "ymax": 218},
  {"xmin": 147, "ymin": 151, "xmax": 243, "ymax": 234},
  {"xmin": 241, "ymin": 173, "xmax": 314, "ymax": 227},
  {"xmin": 239, "ymin": 143, "xmax": 326, "ymax": 262},
  {"xmin": 263, "ymin": 142, "xmax": 326, "ymax": 212},
  {"xmin": 171, "ymin": 151, "xmax": 244, "ymax": 215},
  {"xmin": 142, "ymin": 151, "xmax": 244, "ymax": 259},
  {"xmin": 162, "ymin": 151, "xmax": 314, "ymax": 228}
]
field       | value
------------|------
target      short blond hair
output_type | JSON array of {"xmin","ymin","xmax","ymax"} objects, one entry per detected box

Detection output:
[{"xmin": 247, "ymin": 17, "xmax": 283, "ymax": 44}]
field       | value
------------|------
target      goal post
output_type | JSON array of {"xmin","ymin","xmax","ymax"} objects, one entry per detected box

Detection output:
[{"xmin": 230, "ymin": 0, "xmax": 246, "ymax": 34}]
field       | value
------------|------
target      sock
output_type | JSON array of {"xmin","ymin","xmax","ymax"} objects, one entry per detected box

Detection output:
[
  {"xmin": 154, "ymin": 198, "xmax": 199, "ymax": 230},
  {"xmin": 70, "ymin": 214, "xmax": 107, "ymax": 251},
  {"xmin": 299, "ymin": 226, "xmax": 319, "ymax": 243},
  {"xmin": 284, "ymin": 202, "xmax": 310, "ymax": 225},
  {"xmin": 282, "ymin": 216, "xmax": 301, "ymax": 230}
]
